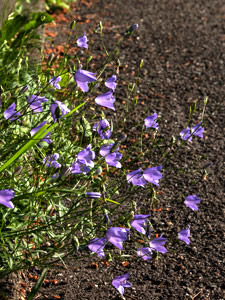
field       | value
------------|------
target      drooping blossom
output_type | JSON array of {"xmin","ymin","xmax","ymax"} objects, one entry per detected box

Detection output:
[
  {"xmin": 50, "ymin": 100, "xmax": 70, "ymax": 123},
  {"xmin": 88, "ymin": 237, "xmax": 107, "ymax": 258},
  {"xmin": 49, "ymin": 76, "xmax": 61, "ymax": 89},
  {"xmin": 43, "ymin": 153, "xmax": 61, "ymax": 168},
  {"xmin": 105, "ymin": 75, "xmax": 117, "ymax": 91},
  {"xmin": 180, "ymin": 123, "xmax": 204, "ymax": 141},
  {"xmin": 95, "ymin": 90, "xmax": 116, "ymax": 110},
  {"xmin": 27, "ymin": 95, "xmax": 49, "ymax": 113},
  {"xmin": 86, "ymin": 192, "xmax": 101, "ymax": 198},
  {"xmin": 127, "ymin": 24, "xmax": 138, "ymax": 33},
  {"xmin": 130, "ymin": 214, "xmax": 151, "ymax": 234},
  {"xmin": 4, "ymin": 102, "xmax": 21, "ymax": 122},
  {"xmin": 178, "ymin": 226, "xmax": 191, "ymax": 245},
  {"xmin": 144, "ymin": 113, "xmax": 159, "ymax": 129},
  {"xmin": 112, "ymin": 273, "xmax": 132, "ymax": 295},
  {"xmin": 150, "ymin": 236, "xmax": 167, "ymax": 253},
  {"xmin": 100, "ymin": 143, "xmax": 122, "ymax": 168},
  {"xmin": 71, "ymin": 144, "xmax": 95, "ymax": 174},
  {"xmin": 184, "ymin": 195, "xmax": 201, "ymax": 211},
  {"xmin": 137, "ymin": 247, "xmax": 153, "ymax": 260},
  {"xmin": 127, "ymin": 166, "xmax": 163, "ymax": 187},
  {"xmin": 93, "ymin": 119, "xmax": 111, "ymax": 140},
  {"xmin": 77, "ymin": 33, "xmax": 88, "ymax": 49},
  {"xmin": 30, "ymin": 121, "xmax": 52, "ymax": 144},
  {"xmin": 106, "ymin": 227, "xmax": 129, "ymax": 250},
  {"xmin": 0, "ymin": 189, "xmax": 15, "ymax": 208},
  {"xmin": 74, "ymin": 69, "xmax": 96, "ymax": 92}
]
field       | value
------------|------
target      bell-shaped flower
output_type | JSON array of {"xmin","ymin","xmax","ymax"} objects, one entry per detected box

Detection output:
[
  {"xmin": 145, "ymin": 113, "xmax": 158, "ymax": 129},
  {"xmin": 93, "ymin": 119, "xmax": 111, "ymax": 140},
  {"xmin": 49, "ymin": 76, "xmax": 61, "ymax": 89},
  {"xmin": 143, "ymin": 166, "xmax": 163, "ymax": 186},
  {"xmin": 137, "ymin": 247, "xmax": 153, "ymax": 260},
  {"xmin": 95, "ymin": 90, "xmax": 116, "ymax": 110},
  {"xmin": 27, "ymin": 95, "xmax": 49, "ymax": 113},
  {"xmin": 88, "ymin": 237, "xmax": 106, "ymax": 258},
  {"xmin": 100, "ymin": 143, "xmax": 122, "ymax": 168},
  {"xmin": 0, "ymin": 189, "xmax": 15, "ymax": 208},
  {"xmin": 30, "ymin": 121, "xmax": 52, "ymax": 144},
  {"xmin": 43, "ymin": 153, "xmax": 61, "ymax": 168},
  {"xmin": 184, "ymin": 195, "xmax": 201, "ymax": 210},
  {"xmin": 112, "ymin": 273, "xmax": 132, "ymax": 295},
  {"xmin": 106, "ymin": 227, "xmax": 129, "ymax": 250},
  {"xmin": 127, "ymin": 169, "xmax": 147, "ymax": 187},
  {"xmin": 130, "ymin": 214, "xmax": 151, "ymax": 234},
  {"xmin": 71, "ymin": 144, "xmax": 95, "ymax": 174},
  {"xmin": 178, "ymin": 226, "xmax": 191, "ymax": 245},
  {"xmin": 50, "ymin": 100, "xmax": 70, "ymax": 123},
  {"xmin": 77, "ymin": 33, "xmax": 88, "ymax": 49},
  {"xmin": 86, "ymin": 192, "xmax": 101, "ymax": 198},
  {"xmin": 74, "ymin": 69, "xmax": 96, "ymax": 92},
  {"xmin": 4, "ymin": 102, "xmax": 21, "ymax": 122},
  {"xmin": 150, "ymin": 236, "xmax": 167, "ymax": 253},
  {"xmin": 105, "ymin": 75, "xmax": 117, "ymax": 91},
  {"xmin": 180, "ymin": 123, "xmax": 204, "ymax": 141}
]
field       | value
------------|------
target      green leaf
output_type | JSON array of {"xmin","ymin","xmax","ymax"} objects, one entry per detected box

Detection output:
[{"xmin": 27, "ymin": 268, "xmax": 48, "ymax": 300}]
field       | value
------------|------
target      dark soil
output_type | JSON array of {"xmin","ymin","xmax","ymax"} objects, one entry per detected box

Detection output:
[{"xmin": 2, "ymin": 0, "xmax": 225, "ymax": 299}]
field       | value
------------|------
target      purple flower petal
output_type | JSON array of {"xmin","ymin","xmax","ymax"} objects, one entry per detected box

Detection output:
[
  {"xmin": 137, "ymin": 247, "xmax": 152, "ymax": 260},
  {"xmin": 144, "ymin": 113, "xmax": 159, "ymax": 129},
  {"xmin": 191, "ymin": 123, "xmax": 204, "ymax": 138},
  {"xmin": 93, "ymin": 119, "xmax": 111, "ymax": 140},
  {"xmin": 4, "ymin": 102, "xmax": 21, "ymax": 122},
  {"xmin": 178, "ymin": 226, "xmax": 191, "ymax": 245},
  {"xmin": 143, "ymin": 166, "xmax": 163, "ymax": 186},
  {"xmin": 184, "ymin": 195, "xmax": 201, "ymax": 210},
  {"xmin": 112, "ymin": 273, "xmax": 131, "ymax": 295},
  {"xmin": 150, "ymin": 236, "xmax": 167, "ymax": 253},
  {"xmin": 130, "ymin": 214, "xmax": 151, "ymax": 234},
  {"xmin": 86, "ymin": 192, "xmax": 101, "ymax": 198},
  {"xmin": 43, "ymin": 153, "xmax": 61, "ymax": 168},
  {"xmin": 49, "ymin": 76, "xmax": 61, "ymax": 89},
  {"xmin": 77, "ymin": 144, "xmax": 95, "ymax": 168},
  {"xmin": 127, "ymin": 169, "xmax": 146, "ymax": 187},
  {"xmin": 77, "ymin": 33, "xmax": 88, "ymax": 49},
  {"xmin": 0, "ymin": 189, "xmax": 15, "ymax": 208},
  {"xmin": 74, "ymin": 69, "xmax": 96, "ymax": 92},
  {"xmin": 95, "ymin": 90, "xmax": 116, "ymax": 110},
  {"xmin": 27, "ymin": 95, "xmax": 49, "ymax": 113},
  {"xmin": 30, "ymin": 121, "xmax": 52, "ymax": 144},
  {"xmin": 88, "ymin": 237, "xmax": 106, "ymax": 258},
  {"xmin": 106, "ymin": 227, "xmax": 129, "ymax": 250},
  {"xmin": 105, "ymin": 75, "xmax": 117, "ymax": 91},
  {"xmin": 180, "ymin": 127, "xmax": 192, "ymax": 141},
  {"xmin": 50, "ymin": 100, "xmax": 70, "ymax": 123},
  {"xmin": 71, "ymin": 161, "xmax": 90, "ymax": 174}
]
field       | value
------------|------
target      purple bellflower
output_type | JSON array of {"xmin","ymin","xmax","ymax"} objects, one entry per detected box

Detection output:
[
  {"xmin": 77, "ymin": 33, "xmax": 88, "ymax": 49},
  {"xmin": 127, "ymin": 24, "xmax": 139, "ymax": 33},
  {"xmin": 74, "ymin": 69, "xmax": 96, "ymax": 92},
  {"xmin": 27, "ymin": 95, "xmax": 48, "ymax": 113},
  {"xmin": 180, "ymin": 123, "xmax": 204, "ymax": 141},
  {"xmin": 130, "ymin": 214, "xmax": 151, "ymax": 234},
  {"xmin": 100, "ymin": 143, "xmax": 122, "ymax": 168},
  {"xmin": 4, "ymin": 102, "xmax": 21, "ymax": 122},
  {"xmin": 112, "ymin": 273, "xmax": 132, "ymax": 295},
  {"xmin": 106, "ymin": 227, "xmax": 129, "ymax": 250},
  {"xmin": 43, "ymin": 153, "xmax": 61, "ymax": 168},
  {"xmin": 71, "ymin": 144, "xmax": 95, "ymax": 174},
  {"xmin": 178, "ymin": 226, "xmax": 191, "ymax": 245},
  {"xmin": 86, "ymin": 192, "xmax": 101, "ymax": 198},
  {"xmin": 150, "ymin": 236, "xmax": 167, "ymax": 253},
  {"xmin": 49, "ymin": 76, "xmax": 61, "ymax": 89},
  {"xmin": 93, "ymin": 119, "xmax": 111, "ymax": 140},
  {"xmin": 30, "ymin": 121, "xmax": 52, "ymax": 144},
  {"xmin": 127, "ymin": 166, "xmax": 163, "ymax": 187},
  {"xmin": 0, "ymin": 189, "xmax": 15, "ymax": 208},
  {"xmin": 95, "ymin": 90, "xmax": 116, "ymax": 110},
  {"xmin": 184, "ymin": 194, "xmax": 201, "ymax": 210},
  {"xmin": 50, "ymin": 100, "xmax": 70, "ymax": 123},
  {"xmin": 137, "ymin": 247, "xmax": 153, "ymax": 260},
  {"xmin": 145, "ymin": 113, "xmax": 159, "ymax": 129},
  {"xmin": 88, "ymin": 237, "xmax": 107, "ymax": 258},
  {"xmin": 105, "ymin": 75, "xmax": 117, "ymax": 91}
]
